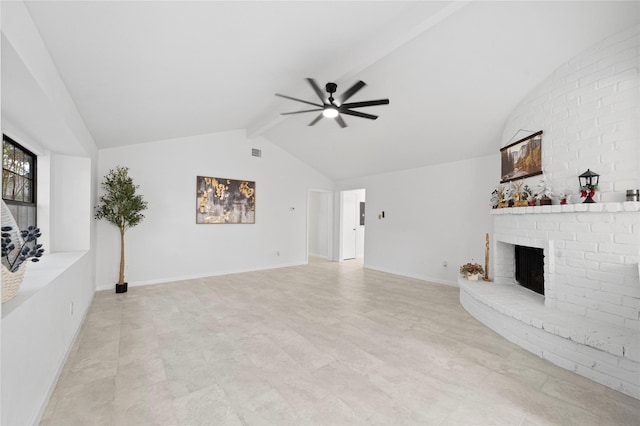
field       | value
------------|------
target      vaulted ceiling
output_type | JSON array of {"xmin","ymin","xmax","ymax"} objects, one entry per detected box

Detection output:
[{"xmin": 16, "ymin": 1, "xmax": 640, "ymax": 180}]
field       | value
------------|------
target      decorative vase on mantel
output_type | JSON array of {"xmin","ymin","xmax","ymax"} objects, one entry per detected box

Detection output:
[{"xmin": 467, "ymin": 273, "xmax": 480, "ymax": 281}]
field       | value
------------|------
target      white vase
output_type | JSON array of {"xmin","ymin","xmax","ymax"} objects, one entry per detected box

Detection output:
[
  {"xmin": 467, "ymin": 273, "xmax": 479, "ymax": 281},
  {"xmin": 2, "ymin": 263, "xmax": 26, "ymax": 303}
]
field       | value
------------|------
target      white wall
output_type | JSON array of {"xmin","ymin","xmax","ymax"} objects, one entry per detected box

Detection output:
[
  {"xmin": 1, "ymin": 2, "xmax": 98, "ymax": 425},
  {"xmin": 337, "ymin": 155, "xmax": 498, "ymax": 285},
  {"xmin": 50, "ymin": 155, "xmax": 92, "ymax": 252},
  {"xmin": 96, "ymin": 130, "xmax": 333, "ymax": 288},
  {"xmin": 308, "ymin": 191, "xmax": 331, "ymax": 258},
  {"xmin": 501, "ymin": 25, "xmax": 639, "ymax": 201}
]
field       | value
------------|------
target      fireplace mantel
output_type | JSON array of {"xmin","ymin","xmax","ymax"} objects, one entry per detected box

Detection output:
[{"xmin": 491, "ymin": 201, "xmax": 640, "ymax": 215}]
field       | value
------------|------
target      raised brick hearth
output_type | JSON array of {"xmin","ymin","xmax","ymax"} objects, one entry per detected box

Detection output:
[{"xmin": 459, "ymin": 202, "xmax": 640, "ymax": 399}]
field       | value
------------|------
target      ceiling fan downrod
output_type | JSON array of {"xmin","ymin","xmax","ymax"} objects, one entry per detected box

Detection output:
[
  {"xmin": 323, "ymin": 83, "xmax": 339, "ymax": 117},
  {"xmin": 325, "ymin": 82, "xmax": 337, "ymax": 104}
]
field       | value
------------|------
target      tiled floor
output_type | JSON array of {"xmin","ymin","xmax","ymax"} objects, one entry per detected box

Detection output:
[{"xmin": 41, "ymin": 259, "xmax": 639, "ymax": 425}]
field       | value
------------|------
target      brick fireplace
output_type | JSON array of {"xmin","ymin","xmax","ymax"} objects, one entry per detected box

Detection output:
[
  {"xmin": 494, "ymin": 202, "xmax": 639, "ymax": 328},
  {"xmin": 460, "ymin": 23, "xmax": 640, "ymax": 400},
  {"xmin": 459, "ymin": 202, "xmax": 640, "ymax": 399}
]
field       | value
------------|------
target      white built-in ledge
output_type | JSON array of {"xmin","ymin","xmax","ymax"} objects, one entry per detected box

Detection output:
[
  {"xmin": 1, "ymin": 251, "xmax": 89, "ymax": 318},
  {"xmin": 491, "ymin": 201, "xmax": 640, "ymax": 215}
]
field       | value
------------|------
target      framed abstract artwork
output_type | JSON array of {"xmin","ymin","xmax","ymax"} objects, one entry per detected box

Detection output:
[
  {"xmin": 500, "ymin": 130, "xmax": 543, "ymax": 183},
  {"xmin": 196, "ymin": 176, "xmax": 255, "ymax": 224}
]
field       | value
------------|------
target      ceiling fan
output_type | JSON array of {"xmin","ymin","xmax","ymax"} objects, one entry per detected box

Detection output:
[{"xmin": 276, "ymin": 78, "xmax": 389, "ymax": 128}]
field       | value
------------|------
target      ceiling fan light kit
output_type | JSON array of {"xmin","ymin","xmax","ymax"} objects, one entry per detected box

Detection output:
[
  {"xmin": 276, "ymin": 78, "xmax": 389, "ymax": 128},
  {"xmin": 322, "ymin": 106, "xmax": 339, "ymax": 118}
]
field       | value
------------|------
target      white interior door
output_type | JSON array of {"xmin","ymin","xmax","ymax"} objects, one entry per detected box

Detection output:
[
  {"xmin": 355, "ymin": 198, "xmax": 365, "ymax": 259},
  {"xmin": 341, "ymin": 191, "xmax": 357, "ymax": 260}
]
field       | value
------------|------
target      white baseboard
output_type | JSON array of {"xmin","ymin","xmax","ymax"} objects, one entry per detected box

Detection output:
[
  {"xmin": 96, "ymin": 262, "xmax": 306, "ymax": 291},
  {"xmin": 363, "ymin": 263, "xmax": 458, "ymax": 287}
]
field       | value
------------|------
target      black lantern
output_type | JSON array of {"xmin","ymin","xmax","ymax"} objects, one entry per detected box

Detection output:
[{"xmin": 579, "ymin": 169, "xmax": 599, "ymax": 203}]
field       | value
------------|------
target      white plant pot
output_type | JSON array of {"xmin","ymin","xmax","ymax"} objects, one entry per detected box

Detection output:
[{"xmin": 2, "ymin": 263, "xmax": 26, "ymax": 303}]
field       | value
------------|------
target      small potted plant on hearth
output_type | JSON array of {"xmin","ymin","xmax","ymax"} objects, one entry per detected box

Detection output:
[
  {"xmin": 95, "ymin": 166, "xmax": 148, "ymax": 294},
  {"xmin": 460, "ymin": 262, "xmax": 485, "ymax": 281}
]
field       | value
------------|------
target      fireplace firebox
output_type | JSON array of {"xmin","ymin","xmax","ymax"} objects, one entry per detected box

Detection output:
[{"xmin": 515, "ymin": 245, "xmax": 544, "ymax": 295}]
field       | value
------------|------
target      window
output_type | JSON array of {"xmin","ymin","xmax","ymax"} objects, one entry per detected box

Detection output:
[{"xmin": 2, "ymin": 134, "xmax": 37, "ymax": 229}]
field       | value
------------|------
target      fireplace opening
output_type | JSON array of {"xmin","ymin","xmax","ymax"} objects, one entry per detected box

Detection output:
[{"xmin": 515, "ymin": 245, "xmax": 544, "ymax": 295}]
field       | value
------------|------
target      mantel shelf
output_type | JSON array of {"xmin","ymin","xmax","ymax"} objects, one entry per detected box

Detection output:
[{"xmin": 490, "ymin": 201, "xmax": 640, "ymax": 215}]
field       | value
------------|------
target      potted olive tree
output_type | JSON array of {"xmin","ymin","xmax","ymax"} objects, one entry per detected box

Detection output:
[{"xmin": 95, "ymin": 166, "xmax": 148, "ymax": 293}]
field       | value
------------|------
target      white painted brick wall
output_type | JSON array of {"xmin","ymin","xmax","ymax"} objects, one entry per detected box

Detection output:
[
  {"xmin": 493, "ymin": 204, "xmax": 640, "ymax": 329},
  {"xmin": 470, "ymin": 26, "xmax": 640, "ymax": 401},
  {"xmin": 501, "ymin": 25, "xmax": 639, "ymax": 203},
  {"xmin": 495, "ymin": 26, "xmax": 640, "ymax": 327}
]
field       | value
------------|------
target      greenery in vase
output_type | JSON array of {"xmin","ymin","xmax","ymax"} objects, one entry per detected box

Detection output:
[
  {"xmin": 1, "ymin": 225, "xmax": 44, "ymax": 272},
  {"xmin": 95, "ymin": 166, "xmax": 148, "ymax": 285},
  {"xmin": 459, "ymin": 262, "xmax": 484, "ymax": 276}
]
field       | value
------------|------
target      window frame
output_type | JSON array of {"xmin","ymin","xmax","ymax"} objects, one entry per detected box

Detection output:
[{"xmin": 2, "ymin": 134, "xmax": 38, "ymax": 224}]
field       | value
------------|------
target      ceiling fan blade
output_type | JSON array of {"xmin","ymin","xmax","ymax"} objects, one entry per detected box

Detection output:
[
  {"xmin": 335, "ymin": 115, "xmax": 348, "ymax": 128},
  {"xmin": 308, "ymin": 113, "xmax": 324, "ymax": 126},
  {"xmin": 341, "ymin": 99, "xmax": 390, "ymax": 109},
  {"xmin": 306, "ymin": 78, "xmax": 326, "ymax": 103},
  {"xmin": 339, "ymin": 80, "xmax": 366, "ymax": 103},
  {"xmin": 341, "ymin": 109, "xmax": 378, "ymax": 120},
  {"xmin": 281, "ymin": 108, "xmax": 323, "ymax": 115},
  {"xmin": 275, "ymin": 93, "xmax": 323, "ymax": 108}
]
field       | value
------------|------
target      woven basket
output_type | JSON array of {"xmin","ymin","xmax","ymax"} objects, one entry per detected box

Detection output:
[{"xmin": 2, "ymin": 263, "xmax": 26, "ymax": 303}]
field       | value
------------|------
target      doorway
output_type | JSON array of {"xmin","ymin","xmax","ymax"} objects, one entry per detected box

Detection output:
[{"xmin": 340, "ymin": 189, "xmax": 365, "ymax": 261}]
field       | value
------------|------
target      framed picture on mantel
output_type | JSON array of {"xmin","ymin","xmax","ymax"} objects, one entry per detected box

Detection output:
[{"xmin": 500, "ymin": 130, "xmax": 543, "ymax": 183}]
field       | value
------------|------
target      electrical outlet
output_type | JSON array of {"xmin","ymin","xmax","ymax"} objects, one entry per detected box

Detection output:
[
  {"xmin": 442, "ymin": 261, "xmax": 448, "ymax": 268},
  {"xmin": 276, "ymin": 251, "xmax": 280, "ymax": 256}
]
